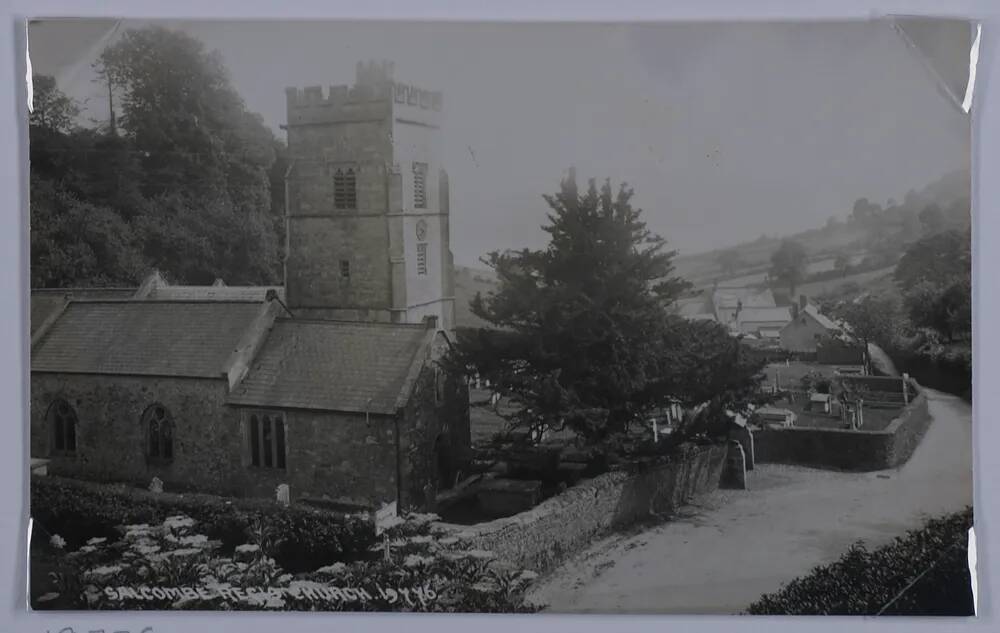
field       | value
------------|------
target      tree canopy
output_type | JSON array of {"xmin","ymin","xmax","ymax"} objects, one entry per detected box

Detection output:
[
  {"xmin": 29, "ymin": 26, "xmax": 286, "ymax": 288},
  {"xmin": 455, "ymin": 170, "xmax": 764, "ymax": 446},
  {"xmin": 770, "ymin": 239, "xmax": 808, "ymax": 296}
]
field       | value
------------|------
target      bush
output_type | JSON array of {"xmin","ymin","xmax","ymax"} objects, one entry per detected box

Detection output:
[
  {"xmin": 31, "ymin": 476, "xmax": 375, "ymax": 573},
  {"xmin": 33, "ymin": 511, "xmax": 540, "ymax": 612},
  {"xmin": 746, "ymin": 508, "xmax": 974, "ymax": 615}
]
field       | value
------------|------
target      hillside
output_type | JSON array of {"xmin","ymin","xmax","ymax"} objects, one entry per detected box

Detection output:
[{"xmin": 672, "ymin": 168, "xmax": 970, "ymax": 290}]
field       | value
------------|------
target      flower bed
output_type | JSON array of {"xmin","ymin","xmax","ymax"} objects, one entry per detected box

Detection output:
[{"xmin": 32, "ymin": 512, "xmax": 539, "ymax": 612}]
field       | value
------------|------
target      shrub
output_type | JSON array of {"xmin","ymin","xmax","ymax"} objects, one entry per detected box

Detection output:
[
  {"xmin": 32, "ymin": 512, "xmax": 539, "ymax": 613},
  {"xmin": 746, "ymin": 508, "xmax": 974, "ymax": 615},
  {"xmin": 31, "ymin": 476, "xmax": 375, "ymax": 572}
]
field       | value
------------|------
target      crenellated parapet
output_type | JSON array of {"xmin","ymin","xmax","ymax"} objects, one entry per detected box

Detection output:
[{"xmin": 286, "ymin": 59, "xmax": 443, "ymax": 127}]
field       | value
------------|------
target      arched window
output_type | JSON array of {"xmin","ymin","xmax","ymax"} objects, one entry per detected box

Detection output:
[
  {"xmin": 47, "ymin": 399, "xmax": 78, "ymax": 456},
  {"xmin": 143, "ymin": 404, "xmax": 174, "ymax": 464}
]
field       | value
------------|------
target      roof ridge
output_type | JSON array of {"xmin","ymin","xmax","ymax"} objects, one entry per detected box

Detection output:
[{"xmin": 275, "ymin": 317, "xmax": 427, "ymax": 329}]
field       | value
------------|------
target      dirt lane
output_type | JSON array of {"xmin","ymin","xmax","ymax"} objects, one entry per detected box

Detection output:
[{"xmin": 527, "ymin": 389, "xmax": 972, "ymax": 614}]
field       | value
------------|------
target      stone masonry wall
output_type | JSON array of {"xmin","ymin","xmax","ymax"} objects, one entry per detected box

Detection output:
[
  {"xmin": 754, "ymin": 388, "xmax": 931, "ymax": 471},
  {"xmin": 436, "ymin": 443, "xmax": 727, "ymax": 572},
  {"xmin": 30, "ymin": 373, "xmax": 401, "ymax": 507}
]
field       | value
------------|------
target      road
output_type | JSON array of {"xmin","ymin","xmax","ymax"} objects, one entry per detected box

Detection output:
[{"xmin": 527, "ymin": 389, "xmax": 973, "ymax": 614}]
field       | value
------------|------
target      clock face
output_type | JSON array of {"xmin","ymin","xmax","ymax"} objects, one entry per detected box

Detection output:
[{"xmin": 416, "ymin": 219, "xmax": 428, "ymax": 241}]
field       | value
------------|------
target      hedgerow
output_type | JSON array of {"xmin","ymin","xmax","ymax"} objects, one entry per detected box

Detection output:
[{"xmin": 746, "ymin": 508, "xmax": 973, "ymax": 615}]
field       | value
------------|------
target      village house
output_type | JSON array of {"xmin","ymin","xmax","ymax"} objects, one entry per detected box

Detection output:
[
  {"xmin": 779, "ymin": 295, "xmax": 847, "ymax": 352},
  {"xmin": 30, "ymin": 61, "xmax": 471, "ymax": 512}
]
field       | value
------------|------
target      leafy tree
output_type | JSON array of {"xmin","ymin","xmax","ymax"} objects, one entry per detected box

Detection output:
[
  {"xmin": 456, "ymin": 171, "xmax": 762, "ymax": 445},
  {"xmin": 770, "ymin": 239, "xmax": 808, "ymax": 297},
  {"xmin": 918, "ymin": 203, "xmax": 945, "ymax": 235},
  {"xmin": 894, "ymin": 230, "xmax": 970, "ymax": 294},
  {"xmin": 29, "ymin": 74, "xmax": 79, "ymax": 133},
  {"xmin": 903, "ymin": 279, "xmax": 970, "ymax": 342},
  {"xmin": 716, "ymin": 250, "xmax": 745, "ymax": 277},
  {"xmin": 850, "ymin": 198, "xmax": 882, "ymax": 224},
  {"xmin": 833, "ymin": 253, "xmax": 851, "ymax": 278},
  {"xmin": 833, "ymin": 295, "xmax": 904, "ymax": 373}
]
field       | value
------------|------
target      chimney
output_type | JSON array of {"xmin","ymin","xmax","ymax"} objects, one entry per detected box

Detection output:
[
  {"xmin": 425, "ymin": 315, "xmax": 439, "ymax": 330},
  {"xmin": 800, "ymin": 294, "xmax": 809, "ymax": 310},
  {"xmin": 791, "ymin": 303, "xmax": 799, "ymax": 319}
]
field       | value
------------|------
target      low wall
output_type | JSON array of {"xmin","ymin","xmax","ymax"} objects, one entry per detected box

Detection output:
[
  {"xmin": 755, "ymin": 388, "xmax": 930, "ymax": 471},
  {"xmin": 436, "ymin": 443, "xmax": 727, "ymax": 572}
]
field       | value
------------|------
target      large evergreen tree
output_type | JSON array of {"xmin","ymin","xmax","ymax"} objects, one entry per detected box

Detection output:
[{"xmin": 456, "ymin": 170, "xmax": 763, "ymax": 445}]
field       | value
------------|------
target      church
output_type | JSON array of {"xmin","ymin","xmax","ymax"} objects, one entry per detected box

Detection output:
[{"xmin": 29, "ymin": 61, "xmax": 471, "ymax": 512}]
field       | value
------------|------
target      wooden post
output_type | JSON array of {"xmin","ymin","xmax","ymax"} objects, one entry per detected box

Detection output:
[{"xmin": 902, "ymin": 373, "xmax": 910, "ymax": 405}]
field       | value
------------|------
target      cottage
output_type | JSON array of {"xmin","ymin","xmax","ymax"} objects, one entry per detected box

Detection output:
[{"xmin": 779, "ymin": 295, "xmax": 856, "ymax": 355}]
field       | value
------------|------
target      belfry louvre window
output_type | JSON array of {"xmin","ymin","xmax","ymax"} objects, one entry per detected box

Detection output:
[
  {"xmin": 333, "ymin": 166, "xmax": 357, "ymax": 209},
  {"xmin": 47, "ymin": 399, "xmax": 78, "ymax": 456},
  {"xmin": 248, "ymin": 411, "xmax": 286, "ymax": 469},
  {"xmin": 143, "ymin": 404, "xmax": 174, "ymax": 464},
  {"xmin": 416, "ymin": 242, "xmax": 428, "ymax": 275},
  {"xmin": 413, "ymin": 162, "xmax": 428, "ymax": 208}
]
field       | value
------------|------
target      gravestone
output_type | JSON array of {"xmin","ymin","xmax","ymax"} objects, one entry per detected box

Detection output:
[
  {"xmin": 723, "ymin": 440, "xmax": 748, "ymax": 490},
  {"xmin": 148, "ymin": 477, "xmax": 163, "ymax": 494},
  {"xmin": 276, "ymin": 483, "xmax": 290, "ymax": 507},
  {"xmin": 732, "ymin": 426, "xmax": 755, "ymax": 470}
]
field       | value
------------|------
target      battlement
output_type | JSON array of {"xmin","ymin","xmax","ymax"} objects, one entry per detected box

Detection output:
[{"xmin": 286, "ymin": 59, "xmax": 443, "ymax": 113}]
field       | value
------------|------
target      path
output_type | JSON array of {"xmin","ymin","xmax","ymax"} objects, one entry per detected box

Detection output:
[{"xmin": 527, "ymin": 389, "xmax": 972, "ymax": 614}]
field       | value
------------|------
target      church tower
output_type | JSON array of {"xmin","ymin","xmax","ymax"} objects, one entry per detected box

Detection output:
[{"xmin": 283, "ymin": 60, "xmax": 455, "ymax": 331}]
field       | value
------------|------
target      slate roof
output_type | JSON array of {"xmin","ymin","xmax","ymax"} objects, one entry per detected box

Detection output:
[
  {"xmin": 803, "ymin": 304, "xmax": 840, "ymax": 331},
  {"xmin": 227, "ymin": 319, "xmax": 432, "ymax": 414},
  {"xmin": 737, "ymin": 306, "xmax": 792, "ymax": 324},
  {"xmin": 31, "ymin": 288, "xmax": 138, "ymax": 336},
  {"xmin": 712, "ymin": 287, "xmax": 776, "ymax": 310},
  {"xmin": 146, "ymin": 285, "xmax": 285, "ymax": 302},
  {"xmin": 32, "ymin": 300, "xmax": 265, "ymax": 378}
]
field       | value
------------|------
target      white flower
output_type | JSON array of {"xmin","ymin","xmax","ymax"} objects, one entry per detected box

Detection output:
[
  {"xmin": 163, "ymin": 515, "xmax": 195, "ymax": 531},
  {"xmin": 315, "ymin": 562, "xmax": 348, "ymax": 576},
  {"xmin": 403, "ymin": 554, "xmax": 435, "ymax": 568},
  {"xmin": 168, "ymin": 548, "xmax": 202, "ymax": 557},
  {"xmin": 235, "ymin": 543, "xmax": 260, "ymax": 554},
  {"xmin": 134, "ymin": 544, "xmax": 161, "ymax": 556},
  {"xmin": 86, "ymin": 537, "xmax": 107, "ymax": 546},
  {"xmin": 179, "ymin": 534, "xmax": 209, "ymax": 547},
  {"xmin": 49, "ymin": 535, "xmax": 66, "ymax": 549},
  {"xmin": 518, "ymin": 570, "xmax": 539, "ymax": 582},
  {"xmin": 76, "ymin": 545, "xmax": 97, "ymax": 554},
  {"xmin": 85, "ymin": 565, "xmax": 123, "ymax": 578},
  {"xmin": 407, "ymin": 535, "xmax": 434, "ymax": 544}
]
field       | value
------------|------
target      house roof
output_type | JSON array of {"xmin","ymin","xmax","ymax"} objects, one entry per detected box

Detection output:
[
  {"xmin": 737, "ymin": 306, "xmax": 792, "ymax": 324},
  {"xmin": 31, "ymin": 300, "xmax": 266, "ymax": 378},
  {"xmin": 713, "ymin": 287, "xmax": 776, "ymax": 310},
  {"xmin": 802, "ymin": 304, "xmax": 840, "ymax": 330},
  {"xmin": 227, "ymin": 319, "xmax": 433, "ymax": 414},
  {"xmin": 31, "ymin": 288, "xmax": 138, "ymax": 336},
  {"xmin": 145, "ymin": 285, "xmax": 285, "ymax": 302}
]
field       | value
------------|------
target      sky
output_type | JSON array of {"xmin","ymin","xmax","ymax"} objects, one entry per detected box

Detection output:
[{"xmin": 28, "ymin": 19, "xmax": 972, "ymax": 267}]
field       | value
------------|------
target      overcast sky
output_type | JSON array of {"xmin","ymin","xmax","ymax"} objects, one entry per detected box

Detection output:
[{"xmin": 29, "ymin": 19, "xmax": 971, "ymax": 267}]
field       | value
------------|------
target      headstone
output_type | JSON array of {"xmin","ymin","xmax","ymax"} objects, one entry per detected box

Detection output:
[
  {"xmin": 149, "ymin": 477, "xmax": 163, "ymax": 494},
  {"xmin": 723, "ymin": 440, "xmax": 748, "ymax": 490},
  {"xmin": 276, "ymin": 483, "xmax": 290, "ymax": 507}
]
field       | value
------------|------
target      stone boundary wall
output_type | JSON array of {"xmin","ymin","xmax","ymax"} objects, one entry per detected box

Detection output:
[
  {"xmin": 434, "ymin": 443, "xmax": 727, "ymax": 572},
  {"xmin": 754, "ymin": 386, "xmax": 930, "ymax": 471}
]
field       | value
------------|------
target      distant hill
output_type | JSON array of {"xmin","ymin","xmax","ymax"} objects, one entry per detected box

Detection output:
[{"xmin": 672, "ymin": 168, "xmax": 971, "ymax": 290}]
